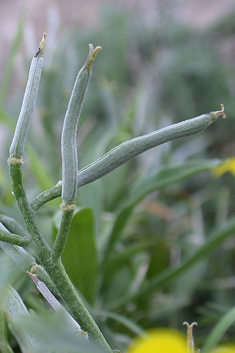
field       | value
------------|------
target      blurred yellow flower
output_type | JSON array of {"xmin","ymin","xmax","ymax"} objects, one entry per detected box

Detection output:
[
  {"xmin": 213, "ymin": 158, "xmax": 235, "ymax": 177},
  {"xmin": 212, "ymin": 346, "xmax": 235, "ymax": 353},
  {"xmin": 126, "ymin": 328, "xmax": 187, "ymax": 353}
]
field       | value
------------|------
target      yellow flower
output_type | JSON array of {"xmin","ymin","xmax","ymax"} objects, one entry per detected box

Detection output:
[
  {"xmin": 126, "ymin": 328, "xmax": 187, "ymax": 353},
  {"xmin": 213, "ymin": 158, "xmax": 235, "ymax": 177},
  {"xmin": 212, "ymin": 345, "xmax": 235, "ymax": 353}
]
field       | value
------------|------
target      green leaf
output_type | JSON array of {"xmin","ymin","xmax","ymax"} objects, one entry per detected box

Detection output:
[
  {"xmin": 2, "ymin": 286, "xmax": 45, "ymax": 353},
  {"xmin": 129, "ymin": 159, "xmax": 221, "ymax": 203},
  {"xmin": 95, "ymin": 310, "xmax": 145, "ymax": 336},
  {"xmin": 26, "ymin": 146, "xmax": 55, "ymax": 191},
  {"xmin": 0, "ymin": 3, "xmax": 26, "ymax": 107},
  {"xmin": 0, "ymin": 308, "xmax": 14, "ymax": 353},
  {"xmin": 105, "ymin": 159, "xmax": 221, "ymax": 257},
  {"xmin": 79, "ymin": 180, "xmax": 104, "ymax": 235},
  {"xmin": 62, "ymin": 208, "xmax": 98, "ymax": 305},
  {"xmin": 106, "ymin": 216, "xmax": 235, "ymax": 310},
  {"xmin": 102, "ymin": 241, "xmax": 154, "ymax": 281},
  {"xmin": 0, "ymin": 108, "xmax": 15, "ymax": 130},
  {"xmin": 201, "ymin": 306, "xmax": 235, "ymax": 353},
  {"xmin": 0, "ymin": 254, "xmax": 28, "ymax": 295}
]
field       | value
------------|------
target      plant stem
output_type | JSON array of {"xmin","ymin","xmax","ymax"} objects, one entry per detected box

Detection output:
[
  {"xmin": 0, "ymin": 215, "xmax": 29, "ymax": 237},
  {"xmin": 8, "ymin": 160, "xmax": 51, "ymax": 260},
  {"xmin": 51, "ymin": 207, "xmax": 75, "ymax": 262},
  {"xmin": 30, "ymin": 181, "xmax": 62, "ymax": 211},
  {"xmin": 39, "ymin": 258, "xmax": 113, "ymax": 352},
  {"xmin": 8, "ymin": 159, "xmax": 113, "ymax": 353},
  {"xmin": 0, "ymin": 225, "xmax": 30, "ymax": 246}
]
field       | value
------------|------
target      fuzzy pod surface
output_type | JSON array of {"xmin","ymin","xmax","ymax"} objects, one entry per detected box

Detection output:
[
  {"xmin": 9, "ymin": 34, "xmax": 46, "ymax": 159},
  {"xmin": 76, "ymin": 107, "xmax": 225, "ymax": 188},
  {"xmin": 61, "ymin": 44, "xmax": 101, "ymax": 204},
  {"xmin": 29, "ymin": 106, "xmax": 225, "ymax": 211}
]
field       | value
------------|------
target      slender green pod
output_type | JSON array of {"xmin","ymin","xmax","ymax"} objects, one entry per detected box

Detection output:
[
  {"xmin": 75, "ymin": 105, "xmax": 226, "ymax": 188},
  {"xmin": 61, "ymin": 44, "xmax": 101, "ymax": 205},
  {"xmin": 30, "ymin": 105, "xmax": 225, "ymax": 210},
  {"xmin": 9, "ymin": 33, "xmax": 46, "ymax": 159}
]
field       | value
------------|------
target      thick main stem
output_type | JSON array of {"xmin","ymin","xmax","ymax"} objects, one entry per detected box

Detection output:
[
  {"xmin": 8, "ymin": 160, "xmax": 113, "ymax": 353},
  {"xmin": 8, "ymin": 161, "xmax": 51, "ymax": 260},
  {"xmin": 39, "ymin": 258, "xmax": 113, "ymax": 352}
]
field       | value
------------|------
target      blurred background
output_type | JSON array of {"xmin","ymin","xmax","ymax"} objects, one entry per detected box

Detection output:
[{"xmin": 1, "ymin": 0, "xmax": 235, "ymax": 351}]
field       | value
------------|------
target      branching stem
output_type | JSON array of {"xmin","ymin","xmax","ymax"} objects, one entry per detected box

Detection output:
[
  {"xmin": 51, "ymin": 206, "xmax": 76, "ymax": 262},
  {"xmin": 0, "ymin": 225, "xmax": 30, "ymax": 246}
]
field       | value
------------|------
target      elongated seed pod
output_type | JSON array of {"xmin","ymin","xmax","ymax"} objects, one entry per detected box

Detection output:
[
  {"xmin": 30, "ymin": 106, "xmax": 225, "ymax": 211},
  {"xmin": 9, "ymin": 34, "xmax": 46, "ymax": 159},
  {"xmin": 61, "ymin": 44, "xmax": 101, "ymax": 204},
  {"xmin": 76, "ymin": 106, "xmax": 225, "ymax": 188}
]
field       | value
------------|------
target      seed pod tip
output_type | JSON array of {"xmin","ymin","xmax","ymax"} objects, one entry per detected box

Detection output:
[
  {"xmin": 210, "ymin": 104, "xmax": 226, "ymax": 121},
  {"xmin": 85, "ymin": 43, "xmax": 102, "ymax": 69}
]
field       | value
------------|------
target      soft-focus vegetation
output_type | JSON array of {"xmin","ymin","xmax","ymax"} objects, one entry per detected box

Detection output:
[{"xmin": 1, "ymin": 2, "xmax": 235, "ymax": 352}]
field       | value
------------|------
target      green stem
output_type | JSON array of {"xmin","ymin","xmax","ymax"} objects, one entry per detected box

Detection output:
[
  {"xmin": 8, "ymin": 159, "xmax": 113, "ymax": 352},
  {"xmin": 8, "ymin": 160, "xmax": 51, "ymax": 260},
  {"xmin": 30, "ymin": 181, "xmax": 62, "ymax": 211},
  {"xmin": 51, "ymin": 208, "xmax": 75, "ymax": 262},
  {"xmin": 0, "ymin": 215, "xmax": 28, "ymax": 237},
  {"xmin": 0, "ymin": 223, "xmax": 30, "ymax": 246},
  {"xmin": 40, "ymin": 258, "xmax": 113, "ymax": 352}
]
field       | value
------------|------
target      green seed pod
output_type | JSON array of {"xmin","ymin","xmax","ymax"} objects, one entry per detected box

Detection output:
[
  {"xmin": 9, "ymin": 34, "xmax": 46, "ymax": 159},
  {"xmin": 30, "ymin": 105, "xmax": 226, "ymax": 211},
  {"xmin": 76, "ymin": 105, "xmax": 226, "ymax": 188},
  {"xmin": 61, "ymin": 44, "xmax": 101, "ymax": 204}
]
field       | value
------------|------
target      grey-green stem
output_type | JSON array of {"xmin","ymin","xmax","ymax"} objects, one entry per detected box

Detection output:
[
  {"xmin": 51, "ymin": 206, "xmax": 76, "ymax": 262},
  {"xmin": 0, "ymin": 224, "xmax": 30, "ymax": 246}
]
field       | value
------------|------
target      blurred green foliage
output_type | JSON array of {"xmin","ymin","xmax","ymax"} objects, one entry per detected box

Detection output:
[{"xmin": 1, "ymin": 2, "xmax": 235, "ymax": 352}]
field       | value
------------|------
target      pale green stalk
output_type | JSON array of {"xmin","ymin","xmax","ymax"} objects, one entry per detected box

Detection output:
[
  {"xmin": 52, "ymin": 207, "xmax": 76, "ymax": 262},
  {"xmin": 0, "ymin": 223, "xmax": 30, "ymax": 246},
  {"xmin": 184, "ymin": 322, "xmax": 198, "ymax": 353},
  {"xmin": 0, "ymin": 215, "xmax": 29, "ymax": 237}
]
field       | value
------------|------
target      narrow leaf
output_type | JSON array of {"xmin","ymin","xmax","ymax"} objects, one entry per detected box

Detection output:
[
  {"xmin": 105, "ymin": 159, "xmax": 221, "ymax": 257},
  {"xmin": 201, "ymin": 307, "xmax": 235, "ymax": 353},
  {"xmin": 2, "ymin": 286, "xmax": 44, "ymax": 353},
  {"xmin": 62, "ymin": 208, "xmax": 98, "ymax": 305},
  {"xmin": 106, "ymin": 216, "xmax": 235, "ymax": 310}
]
